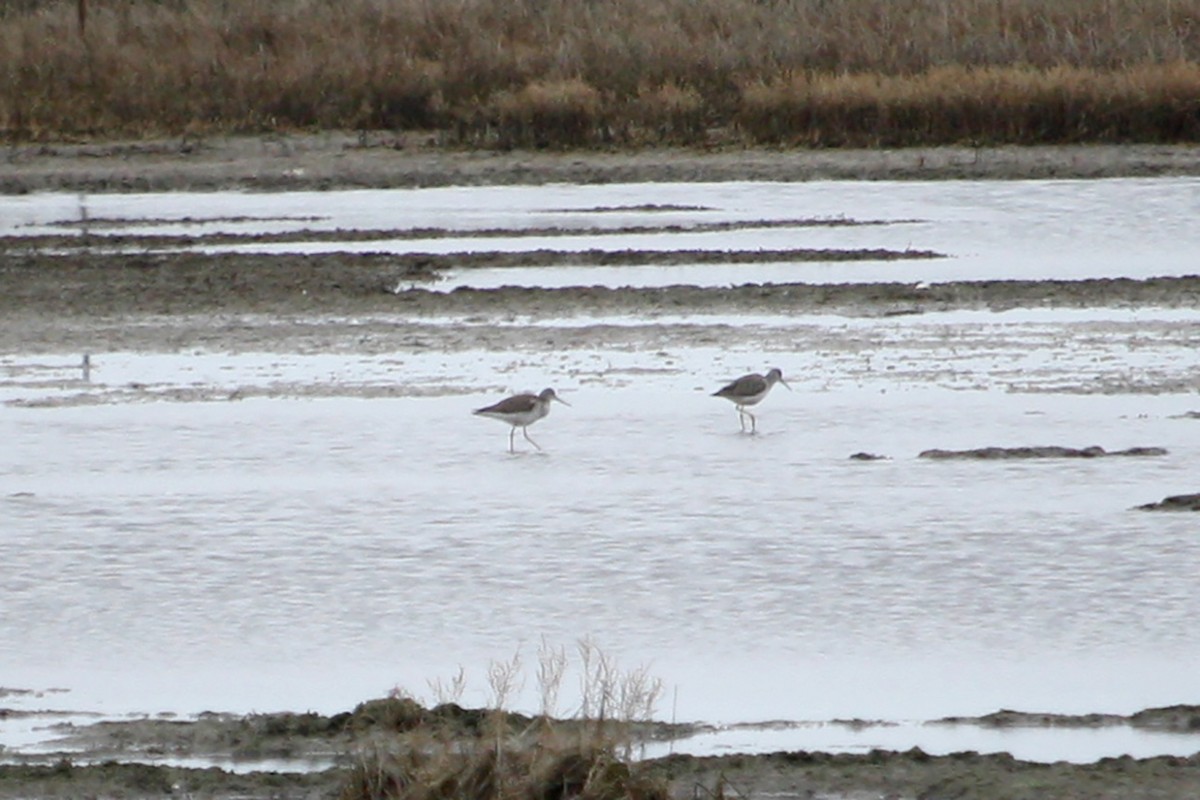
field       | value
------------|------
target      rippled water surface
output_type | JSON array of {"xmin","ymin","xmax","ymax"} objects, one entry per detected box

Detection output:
[{"xmin": 2, "ymin": 178, "xmax": 1200, "ymax": 762}]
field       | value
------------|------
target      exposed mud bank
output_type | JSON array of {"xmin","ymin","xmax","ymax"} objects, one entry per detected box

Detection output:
[
  {"xmin": 3, "ymin": 247, "xmax": 1200, "ymax": 356},
  {"xmin": 655, "ymin": 749, "xmax": 1200, "ymax": 800},
  {"xmin": 934, "ymin": 706, "xmax": 1200, "ymax": 732},
  {"xmin": 5, "ymin": 135, "xmax": 1200, "ymax": 194},
  {"xmin": 1137, "ymin": 493, "xmax": 1200, "ymax": 511},
  {"xmin": 918, "ymin": 445, "xmax": 1169, "ymax": 459},
  {"xmin": 15, "ymin": 215, "xmax": 921, "ymax": 249},
  {"xmin": 5, "ymin": 249, "xmax": 1198, "ymax": 321},
  {"xmin": 20, "ymin": 699, "xmax": 692, "ymax": 766},
  {"xmin": 6, "ymin": 701, "xmax": 1200, "ymax": 800},
  {"xmin": 8, "ymin": 750, "xmax": 1200, "ymax": 800},
  {"xmin": 0, "ymin": 761, "xmax": 340, "ymax": 800}
]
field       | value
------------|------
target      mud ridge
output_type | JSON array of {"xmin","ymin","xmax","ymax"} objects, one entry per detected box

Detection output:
[
  {"xmin": 933, "ymin": 705, "xmax": 1200, "ymax": 732},
  {"xmin": 918, "ymin": 445, "xmax": 1169, "ymax": 459},
  {"xmin": 1136, "ymin": 493, "xmax": 1200, "ymax": 511},
  {"xmin": 3, "ymin": 252, "xmax": 1200, "ymax": 323},
  {"xmin": 20, "ymin": 215, "xmax": 918, "ymax": 248},
  {"xmin": 7, "ymin": 137, "xmax": 1200, "ymax": 194},
  {"xmin": 7, "ymin": 700, "xmax": 1200, "ymax": 800}
]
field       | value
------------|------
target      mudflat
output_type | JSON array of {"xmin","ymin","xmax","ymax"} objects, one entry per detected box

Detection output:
[
  {"xmin": 5, "ymin": 135, "xmax": 1200, "ymax": 194},
  {"xmin": 4, "ymin": 700, "xmax": 1200, "ymax": 800},
  {"xmin": 3, "ymin": 140, "xmax": 1200, "ymax": 799}
]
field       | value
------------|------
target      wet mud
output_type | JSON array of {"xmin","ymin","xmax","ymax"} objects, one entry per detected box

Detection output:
[
  {"xmin": 1136, "ymin": 493, "xmax": 1200, "ymax": 511},
  {"xmin": 6, "ymin": 701, "xmax": 1200, "ymax": 800},
  {"xmin": 3, "ymin": 247, "xmax": 1200, "ymax": 357},
  {"xmin": 8, "ymin": 751, "xmax": 1200, "ymax": 800},
  {"xmin": 933, "ymin": 706, "xmax": 1200, "ymax": 732},
  {"xmin": 0, "ymin": 761, "xmax": 340, "ymax": 800},
  {"xmin": 918, "ymin": 445, "xmax": 1169, "ymax": 459},
  {"xmin": 23, "ymin": 215, "xmax": 922, "ymax": 248},
  {"xmin": 6, "ymin": 135, "xmax": 1200, "ymax": 194}
]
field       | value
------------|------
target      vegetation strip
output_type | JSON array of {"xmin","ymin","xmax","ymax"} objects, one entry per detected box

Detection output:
[{"xmin": 5, "ymin": 0, "xmax": 1200, "ymax": 146}]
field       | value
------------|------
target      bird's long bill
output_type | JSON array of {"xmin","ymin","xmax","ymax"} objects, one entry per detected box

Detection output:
[
  {"xmin": 553, "ymin": 394, "xmax": 571, "ymax": 406},
  {"xmin": 780, "ymin": 377, "xmax": 792, "ymax": 390}
]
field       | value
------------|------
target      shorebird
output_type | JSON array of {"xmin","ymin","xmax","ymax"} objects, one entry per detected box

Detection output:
[
  {"xmin": 712, "ymin": 368, "xmax": 790, "ymax": 433},
  {"xmin": 473, "ymin": 388, "xmax": 569, "ymax": 452}
]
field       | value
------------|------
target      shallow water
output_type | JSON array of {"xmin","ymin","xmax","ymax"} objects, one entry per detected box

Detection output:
[
  {"xmin": 4, "ymin": 178, "xmax": 1200, "ymax": 287},
  {"xmin": 3, "ymin": 178, "xmax": 1200, "ymax": 764},
  {"xmin": 3, "ymin": 366, "xmax": 1198, "ymax": 738},
  {"xmin": 646, "ymin": 720, "xmax": 1200, "ymax": 764}
]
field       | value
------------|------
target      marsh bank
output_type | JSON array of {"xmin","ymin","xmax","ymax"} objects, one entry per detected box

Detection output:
[
  {"xmin": 5, "ymin": 136, "xmax": 1200, "ymax": 194},
  {"xmin": 6, "ymin": 701, "xmax": 1200, "ymax": 800}
]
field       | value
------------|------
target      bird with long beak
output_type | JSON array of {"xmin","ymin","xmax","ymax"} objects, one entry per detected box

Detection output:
[
  {"xmin": 474, "ymin": 388, "xmax": 570, "ymax": 452},
  {"xmin": 712, "ymin": 368, "xmax": 790, "ymax": 433}
]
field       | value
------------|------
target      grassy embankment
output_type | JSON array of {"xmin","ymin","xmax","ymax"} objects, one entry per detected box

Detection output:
[{"xmin": 3, "ymin": 0, "xmax": 1200, "ymax": 148}]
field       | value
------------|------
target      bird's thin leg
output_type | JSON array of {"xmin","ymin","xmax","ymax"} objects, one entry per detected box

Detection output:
[
  {"xmin": 508, "ymin": 426, "xmax": 517, "ymax": 453},
  {"xmin": 746, "ymin": 409, "xmax": 757, "ymax": 433},
  {"xmin": 522, "ymin": 426, "xmax": 543, "ymax": 451},
  {"xmin": 736, "ymin": 405, "xmax": 747, "ymax": 431}
]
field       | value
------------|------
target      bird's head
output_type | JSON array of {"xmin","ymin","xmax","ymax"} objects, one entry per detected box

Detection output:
[
  {"xmin": 540, "ymin": 388, "xmax": 571, "ymax": 406},
  {"xmin": 766, "ymin": 368, "xmax": 791, "ymax": 390}
]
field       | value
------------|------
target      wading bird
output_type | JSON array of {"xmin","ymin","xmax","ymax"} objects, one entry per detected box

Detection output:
[
  {"xmin": 712, "ymin": 368, "xmax": 790, "ymax": 433},
  {"xmin": 473, "ymin": 388, "xmax": 569, "ymax": 452}
]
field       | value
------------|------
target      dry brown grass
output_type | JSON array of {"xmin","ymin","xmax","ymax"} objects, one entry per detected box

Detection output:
[
  {"xmin": 341, "ymin": 733, "xmax": 669, "ymax": 800},
  {"xmin": 339, "ymin": 643, "xmax": 670, "ymax": 800},
  {"xmin": 739, "ymin": 61, "xmax": 1200, "ymax": 146},
  {"xmin": 3, "ymin": 0, "xmax": 1200, "ymax": 146}
]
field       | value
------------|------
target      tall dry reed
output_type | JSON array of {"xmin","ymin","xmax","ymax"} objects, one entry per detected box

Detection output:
[
  {"xmin": 341, "ymin": 641, "xmax": 669, "ymax": 800},
  {"xmin": 3, "ymin": 0, "xmax": 1200, "ymax": 145},
  {"xmin": 739, "ymin": 61, "xmax": 1200, "ymax": 145}
]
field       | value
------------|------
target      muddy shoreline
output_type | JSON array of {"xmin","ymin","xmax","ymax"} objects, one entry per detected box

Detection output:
[
  {"xmin": 7, "ymin": 750, "xmax": 1200, "ymax": 800},
  {"xmin": 3, "ymin": 247, "xmax": 1200, "ymax": 355},
  {"xmin": 6, "ymin": 136, "xmax": 1200, "ymax": 357},
  {"xmin": 4, "ymin": 701, "xmax": 1200, "ymax": 800},
  {"xmin": 5, "ymin": 135, "xmax": 1200, "ymax": 194}
]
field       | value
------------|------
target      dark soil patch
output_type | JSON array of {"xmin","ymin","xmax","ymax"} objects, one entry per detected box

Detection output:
[
  {"xmin": 0, "ymin": 761, "xmax": 340, "ymax": 800},
  {"xmin": 22, "ymin": 216, "xmax": 916, "ymax": 248},
  {"xmin": 919, "ymin": 445, "xmax": 1168, "ymax": 459},
  {"xmin": 934, "ymin": 705, "xmax": 1200, "ymax": 732},
  {"xmin": 653, "ymin": 749, "xmax": 1200, "ymax": 800},
  {"xmin": 1136, "ymin": 493, "xmax": 1200, "ymax": 511},
  {"xmin": 2, "ymin": 251, "xmax": 1200, "ymax": 324},
  {"xmin": 8, "ymin": 701, "xmax": 1200, "ymax": 800},
  {"xmin": 8, "ymin": 747, "xmax": 1200, "ymax": 800},
  {"xmin": 6, "ymin": 137, "xmax": 1200, "ymax": 194}
]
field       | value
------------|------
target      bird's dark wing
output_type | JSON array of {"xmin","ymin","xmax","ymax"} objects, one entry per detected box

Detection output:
[
  {"xmin": 714, "ymin": 373, "xmax": 766, "ymax": 398},
  {"xmin": 475, "ymin": 393, "xmax": 537, "ymax": 415}
]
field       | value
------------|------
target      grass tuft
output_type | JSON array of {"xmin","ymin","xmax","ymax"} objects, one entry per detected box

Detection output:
[{"xmin": 340, "ymin": 642, "xmax": 669, "ymax": 800}]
